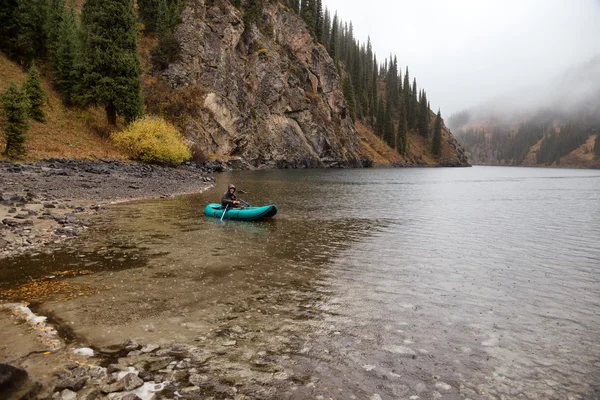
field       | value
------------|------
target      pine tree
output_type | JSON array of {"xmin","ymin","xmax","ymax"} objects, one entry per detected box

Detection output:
[
  {"xmin": 45, "ymin": 0, "xmax": 66, "ymax": 61},
  {"xmin": 315, "ymin": 0, "xmax": 323, "ymax": 43},
  {"xmin": 1, "ymin": 81, "xmax": 30, "ymax": 157},
  {"xmin": 0, "ymin": 0, "xmax": 47, "ymax": 63},
  {"xmin": 54, "ymin": 3, "xmax": 81, "ymax": 105},
  {"xmin": 138, "ymin": 0, "xmax": 159, "ymax": 33},
  {"xmin": 23, "ymin": 65, "xmax": 47, "ymax": 122},
  {"xmin": 376, "ymin": 97, "xmax": 384, "ymax": 137},
  {"xmin": 329, "ymin": 13, "xmax": 339, "ymax": 62},
  {"xmin": 397, "ymin": 97, "xmax": 408, "ymax": 155},
  {"xmin": 383, "ymin": 103, "xmax": 394, "ymax": 147},
  {"xmin": 432, "ymin": 109, "xmax": 443, "ymax": 156},
  {"xmin": 343, "ymin": 75, "xmax": 356, "ymax": 121},
  {"xmin": 418, "ymin": 90, "xmax": 429, "ymax": 137},
  {"xmin": 80, "ymin": 0, "xmax": 144, "ymax": 125}
]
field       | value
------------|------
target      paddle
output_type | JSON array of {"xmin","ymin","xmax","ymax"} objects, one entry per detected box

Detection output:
[
  {"xmin": 239, "ymin": 199, "xmax": 252, "ymax": 207},
  {"xmin": 217, "ymin": 204, "xmax": 229, "ymax": 224}
]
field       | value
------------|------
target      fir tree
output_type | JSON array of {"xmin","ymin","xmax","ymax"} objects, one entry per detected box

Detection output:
[
  {"xmin": 397, "ymin": 97, "xmax": 408, "ymax": 155},
  {"xmin": 343, "ymin": 75, "xmax": 356, "ymax": 121},
  {"xmin": 45, "ymin": 0, "xmax": 66, "ymax": 61},
  {"xmin": 23, "ymin": 64, "xmax": 47, "ymax": 122},
  {"xmin": 80, "ymin": 0, "xmax": 144, "ymax": 125},
  {"xmin": 315, "ymin": 0, "xmax": 323, "ymax": 43},
  {"xmin": 1, "ymin": 81, "xmax": 30, "ymax": 157},
  {"xmin": 0, "ymin": 0, "xmax": 47, "ymax": 63},
  {"xmin": 383, "ymin": 103, "xmax": 394, "ymax": 147},
  {"xmin": 375, "ymin": 97, "xmax": 384, "ymax": 137},
  {"xmin": 54, "ymin": 3, "xmax": 81, "ymax": 105},
  {"xmin": 329, "ymin": 13, "xmax": 339, "ymax": 62},
  {"xmin": 418, "ymin": 90, "xmax": 429, "ymax": 137},
  {"xmin": 432, "ymin": 109, "xmax": 443, "ymax": 156}
]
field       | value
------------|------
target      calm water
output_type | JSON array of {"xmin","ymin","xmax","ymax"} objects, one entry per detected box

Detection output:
[{"xmin": 2, "ymin": 166, "xmax": 600, "ymax": 399}]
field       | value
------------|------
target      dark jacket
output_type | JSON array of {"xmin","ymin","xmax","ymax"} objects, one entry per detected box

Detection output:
[{"xmin": 221, "ymin": 191, "xmax": 237, "ymax": 208}]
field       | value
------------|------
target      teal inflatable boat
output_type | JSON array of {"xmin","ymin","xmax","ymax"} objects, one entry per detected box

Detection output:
[{"xmin": 204, "ymin": 203, "xmax": 278, "ymax": 221}]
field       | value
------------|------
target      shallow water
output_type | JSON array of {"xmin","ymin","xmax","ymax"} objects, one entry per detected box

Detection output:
[{"xmin": 2, "ymin": 166, "xmax": 600, "ymax": 399}]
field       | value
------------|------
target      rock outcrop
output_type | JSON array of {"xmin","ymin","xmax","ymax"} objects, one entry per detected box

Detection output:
[{"xmin": 158, "ymin": 0, "xmax": 366, "ymax": 168}]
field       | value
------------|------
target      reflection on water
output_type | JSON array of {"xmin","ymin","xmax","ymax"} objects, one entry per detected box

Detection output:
[{"xmin": 2, "ymin": 167, "xmax": 600, "ymax": 399}]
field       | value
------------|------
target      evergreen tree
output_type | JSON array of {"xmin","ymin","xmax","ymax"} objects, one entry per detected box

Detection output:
[
  {"xmin": 45, "ymin": 0, "xmax": 66, "ymax": 61},
  {"xmin": 375, "ymin": 97, "xmax": 384, "ymax": 137},
  {"xmin": 1, "ymin": 81, "xmax": 30, "ymax": 157},
  {"xmin": 54, "ymin": 3, "xmax": 81, "ymax": 105},
  {"xmin": 315, "ymin": 0, "xmax": 323, "ymax": 43},
  {"xmin": 343, "ymin": 75, "xmax": 356, "ymax": 121},
  {"xmin": 329, "ymin": 13, "xmax": 339, "ymax": 62},
  {"xmin": 432, "ymin": 109, "xmax": 443, "ymax": 156},
  {"xmin": 397, "ymin": 97, "xmax": 408, "ymax": 155},
  {"xmin": 595, "ymin": 132, "xmax": 600, "ymax": 157},
  {"xmin": 0, "ymin": 0, "xmax": 47, "ymax": 63},
  {"xmin": 138, "ymin": 0, "xmax": 161, "ymax": 33},
  {"xmin": 418, "ymin": 90, "xmax": 429, "ymax": 137},
  {"xmin": 80, "ymin": 0, "xmax": 144, "ymax": 125},
  {"xmin": 383, "ymin": 103, "xmax": 394, "ymax": 147},
  {"xmin": 23, "ymin": 64, "xmax": 47, "ymax": 122}
]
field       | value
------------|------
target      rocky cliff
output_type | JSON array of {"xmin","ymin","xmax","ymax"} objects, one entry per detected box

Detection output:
[
  {"xmin": 148, "ymin": 0, "xmax": 364, "ymax": 168},
  {"xmin": 143, "ymin": 0, "xmax": 469, "ymax": 169}
]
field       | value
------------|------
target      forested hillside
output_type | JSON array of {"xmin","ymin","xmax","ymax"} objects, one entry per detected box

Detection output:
[
  {"xmin": 450, "ymin": 57, "xmax": 600, "ymax": 168},
  {"xmin": 0, "ymin": 0, "xmax": 468, "ymax": 167}
]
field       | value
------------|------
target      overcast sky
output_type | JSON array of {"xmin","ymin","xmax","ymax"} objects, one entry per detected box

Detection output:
[{"xmin": 322, "ymin": 0, "xmax": 600, "ymax": 116}]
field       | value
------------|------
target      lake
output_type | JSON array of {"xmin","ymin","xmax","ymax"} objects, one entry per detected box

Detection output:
[{"xmin": 2, "ymin": 166, "xmax": 600, "ymax": 399}]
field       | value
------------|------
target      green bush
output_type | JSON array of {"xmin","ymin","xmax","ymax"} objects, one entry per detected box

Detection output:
[{"xmin": 111, "ymin": 116, "xmax": 191, "ymax": 164}]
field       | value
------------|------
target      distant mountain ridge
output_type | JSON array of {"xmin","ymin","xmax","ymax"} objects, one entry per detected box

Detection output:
[{"xmin": 449, "ymin": 56, "xmax": 600, "ymax": 167}]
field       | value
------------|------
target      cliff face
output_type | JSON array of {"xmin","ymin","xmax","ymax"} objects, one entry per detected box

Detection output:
[{"xmin": 157, "ymin": 0, "xmax": 365, "ymax": 168}]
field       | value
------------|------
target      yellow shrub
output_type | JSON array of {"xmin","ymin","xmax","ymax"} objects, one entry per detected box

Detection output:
[{"xmin": 111, "ymin": 116, "xmax": 191, "ymax": 164}]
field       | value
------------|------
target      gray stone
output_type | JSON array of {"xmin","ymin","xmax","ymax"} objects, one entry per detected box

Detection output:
[
  {"xmin": 60, "ymin": 389, "xmax": 78, "ymax": 400},
  {"xmin": 122, "ymin": 373, "xmax": 144, "ymax": 391},
  {"xmin": 55, "ymin": 377, "xmax": 88, "ymax": 392},
  {"xmin": 101, "ymin": 380, "xmax": 125, "ymax": 394}
]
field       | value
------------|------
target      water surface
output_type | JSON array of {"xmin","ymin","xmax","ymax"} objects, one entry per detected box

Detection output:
[{"xmin": 2, "ymin": 166, "xmax": 599, "ymax": 399}]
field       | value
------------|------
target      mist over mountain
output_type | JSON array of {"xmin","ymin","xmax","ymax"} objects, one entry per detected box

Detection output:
[
  {"xmin": 449, "ymin": 56, "xmax": 600, "ymax": 167},
  {"xmin": 450, "ymin": 56, "xmax": 600, "ymax": 130}
]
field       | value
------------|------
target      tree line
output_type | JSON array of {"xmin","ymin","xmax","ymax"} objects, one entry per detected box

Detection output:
[
  {"xmin": 282, "ymin": 0, "xmax": 443, "ymax": 156},
  {"xmin": 0, "ymin": 0, "xmax": 186, "ymax": 127},
  {"xmin": 457, "ymin": 121, "xmax": 600, "ymax": 165}
]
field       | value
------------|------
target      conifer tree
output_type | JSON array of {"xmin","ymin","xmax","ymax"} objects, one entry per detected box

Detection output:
[
  {"xmin": 315, "ymin": 0, "xmax": 323, "ymax": 43},
  {"xmin": 432, "ymin": 109, "xmax": 443, "ymax": 156},
  {"xmin": 54, "ymin": 3, "xmax": 81, "ymax": 105},
  {"xmin": 595, "ymin": 132, "xmax": 600, "ymax": 157},
  {"xmin": 80, "ymin": 0, "xmax": 143, "ymax": 125},
  {"xmin": 1, "ymin": 81, "xmax": 30, "ymax": 157},
  {"xmin": 45, "ymin": 0, "xmax": 66, "ymax": 61},
  {"xmin": 397, "ymin": 97, "xmax": 408, "ymax": 155},
  {"xmin": 23, "ymin": 65, "xmax": 47, "ymax": 122},
  {"xmin": 343, "ymin": 75, "xmax": 356, "ymax": 121},
  {"xmin": 329, "ymin": 13, "xmax": 339, "ymax": 62},
  {"xmin": 418, "ymin": 90, "xmax": 429, "ymax": 137},
  {"xmin": 0, "ymin": 0, "xmax": 47, "ymax": 63},
  {"xmin": 383, "ymin": 103, "xmax": 394, "ymax": 147},
  {"xmin": 376, "ymin": 97, "xmax": 384, "ymax": 137}
]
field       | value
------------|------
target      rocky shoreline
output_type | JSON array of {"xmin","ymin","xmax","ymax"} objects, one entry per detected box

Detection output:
[{"xmin": 0, "ymin": 159, "xmax": 216, "ymax": 259}]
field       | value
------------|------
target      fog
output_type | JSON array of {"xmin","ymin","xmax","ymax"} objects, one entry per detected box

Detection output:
[{"xmin": 322, "ymin": 0, "xmax": 600, "ymax": 116}]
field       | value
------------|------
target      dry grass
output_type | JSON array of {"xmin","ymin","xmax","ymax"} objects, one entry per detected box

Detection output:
[
  {"xmin": 356, "ymin": 121, "xmax": 402, "ymax": 164},
  {"xmin": 0, "ymin": 53, "xmax": 126, "ymax": 161}
]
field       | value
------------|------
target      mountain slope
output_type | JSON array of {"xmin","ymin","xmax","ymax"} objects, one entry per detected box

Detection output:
[
  {"xmin": 145, "ymin": 0, "xmax": 468, "ymax": 168},
  {"xmin": 450, "ymin": 56, "xmax": 600, "ymax": 168}
]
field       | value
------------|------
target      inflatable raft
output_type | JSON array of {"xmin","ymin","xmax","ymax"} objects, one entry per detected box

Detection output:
[{"xmin": 204, "ymin": 203, "xmax": 278, "ymax": 221}]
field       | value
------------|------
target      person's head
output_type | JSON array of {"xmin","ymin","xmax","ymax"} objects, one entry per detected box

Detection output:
[{"xmin": 228, "ymin": 184, "xmax": 236, "ymax": 194}]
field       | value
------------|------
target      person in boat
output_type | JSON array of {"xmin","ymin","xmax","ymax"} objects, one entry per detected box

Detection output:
[{"xmin": 221, "ymin": 184, "xmax": 241, "ymax": 209}]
